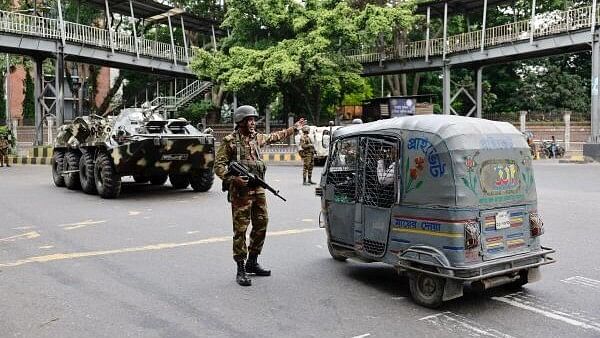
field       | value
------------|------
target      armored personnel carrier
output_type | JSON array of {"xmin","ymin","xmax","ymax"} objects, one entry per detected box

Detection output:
[{"xmin": 52, "ymin": 107, "xmax": 215, "ymax": 198}]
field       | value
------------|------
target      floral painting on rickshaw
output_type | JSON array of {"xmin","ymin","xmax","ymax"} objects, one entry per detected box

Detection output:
[
  {"xmin": 462, "ymin": 151, "xmax": 480, "ymax": 195},
  {"xmin": 404, "ymin": 137, "xmax": 447, "ymax": 194}
]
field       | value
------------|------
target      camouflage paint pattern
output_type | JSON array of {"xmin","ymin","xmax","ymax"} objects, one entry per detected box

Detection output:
[
  {"xmin": 299, "ymin": 133, "xmax": 315, "ymax": 179},
  {"xmin": 53, "ymin": 109, "xmax": 214, "ymax": 176},
  {"xmin": 231, "ymin": 191, "xmax": 268, "ymax": 261},
  {"xmin": 215, "ymin": 127, "xmax": 295, "ymax": 261},
  {"xmin": 0, "ymin": 136, "xmax": 9, "ymax": 165}
]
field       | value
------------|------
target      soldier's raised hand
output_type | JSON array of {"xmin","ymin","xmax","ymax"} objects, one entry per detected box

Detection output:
[{"xmin": 294, "ymin": 118, "xmax": 307, "ymax": 130}]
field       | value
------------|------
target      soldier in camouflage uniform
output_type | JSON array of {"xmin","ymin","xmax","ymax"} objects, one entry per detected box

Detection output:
[
  {"xmin": 299, "ymin": 126, "xmax": 316, "ymax": 185},
  {"xmin": 0, "ymin": 134, "xmax": 10, "ymax": 167},
  {"xmin": 214, "ymin": 105, "xmax": 306, "ymax": 286}
]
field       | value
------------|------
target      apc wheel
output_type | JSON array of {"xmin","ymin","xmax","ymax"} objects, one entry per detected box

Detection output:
[
  {"xmin": 64, "ymin": 150, "xmax": 82, "ymax": 190},
  {"xmin": 327, "ymin": 241, "xmax": 348, "ymax": 262},
  {"xmin": 94, "ymin": 152, "xmax": 121, "ymax": 199},
  {"xmin": 52, "ymin": 150, "xmax": 66, "ymax": 187},
  {"xmin": 409, "ymin": 271, "xmax": 445, "ymax": 308},
  {"xmin": 79, "ymin": 150, "xmax": 97, "ymax": 195},
  {"xmin": 150, "ymin": 174, "xmax": 168, "ymax": 185},
  {"xmin": 133, "ymin": 175, "xmax": 149, "ymax": 183},
  {"xmin": 169, "ymin": 173, "xmax": 190, "ymax": 189},
  {"xmin": 189, "ymin": 168, "xmax": 214, "ymax": 192}
]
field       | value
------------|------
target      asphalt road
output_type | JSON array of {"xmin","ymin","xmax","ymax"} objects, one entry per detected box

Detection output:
[{"xmin": 1, "ymin": 162, "xmax": 599, "ymax": 338}]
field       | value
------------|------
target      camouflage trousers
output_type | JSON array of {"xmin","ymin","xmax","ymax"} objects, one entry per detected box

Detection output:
[
  {"xmin": 302, "ymin": 155, "xmax": 314, "ymax": 179},
  {"xmin": 230, "ymin": 188, "xmax": 268, "ymax": 262},
  {"xmin": 0, "ymin": 148, "xmax": 7, "ymax": 165}
]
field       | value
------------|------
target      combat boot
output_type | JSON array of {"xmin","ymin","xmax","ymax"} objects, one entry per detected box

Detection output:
[
  {"xmin": 308, "ymin": 176, "xmax": 316, "ymax": 185},
  {"xmin": 303, "ymin": 177, "xmax": 309, "ymax": 186},
  {"xmin": 246, "ymin": 253, "xmax": 271, "ymax": 276},
  {"xmin": 236, "ymin": 260, "xmax": 251, "ymax": 286}
]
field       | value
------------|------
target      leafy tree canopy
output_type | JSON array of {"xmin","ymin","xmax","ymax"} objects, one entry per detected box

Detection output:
[{"xmin": 191, "ymin": 0, "xmax": 415, "ymax": 124}]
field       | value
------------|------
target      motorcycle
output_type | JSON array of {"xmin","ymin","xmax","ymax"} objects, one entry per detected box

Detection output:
[{"xmin": 540, "ymin": 140, "xmax": 565, "ymax": 158}]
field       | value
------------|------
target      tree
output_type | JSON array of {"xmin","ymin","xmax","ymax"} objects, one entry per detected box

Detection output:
[
  {"xmin": 191, "ymin": 0, "xmax": 415, "ymax": 124},
  {"xmin": 516, "ymin": 54, "xmax": 589, "ymax": 116},
  {"xmin": 23, "ymin": 70, "xmax": 35, "ymax": 122}
]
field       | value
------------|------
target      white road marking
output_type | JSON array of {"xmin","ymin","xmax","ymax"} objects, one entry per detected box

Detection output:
[
  {"xmin": 0, "ymin": 231, "xmax": 41, "ymax": 242},
  {"xmin": 492, "ymin": 293, "xmax": 600, "ymax": 333},
  {"xmin": 420, "ymin": 312, "xmax": 514, "ymax": 337},
  {"xmin": 187, "ymin": 231, "xmax": 200, "ymax": 234},
  {"xmin": 12, "ymin": 226, "xmax": 35, "ymax": 230},
  {"xmin": 301, "ymin": 219, "xmax": 314, "ymax": 222},
  {"xmin": 561, "ymin": 276, "xmax": 600, "ymax": 290},
  {"xmin": 0, "ymin": 228, "xmax": 319, "ymax": 268},
  {"xmin": 315, "ymin": 244, "xmax": 323, "ymax": 249},
  {"xmin": 128, "ymin": 211, "xmax": 141, "ymax": 216},
  {"xmin": 57, "ymin": 219, "xmax": 106, "ymax": 230},
  {"xmin": 39, "ymin": 246, "xmax": 54, "ymax": 249},
  {"xmin": 352, "ymin": 334, "xmax": 370, "ymax": 338}
]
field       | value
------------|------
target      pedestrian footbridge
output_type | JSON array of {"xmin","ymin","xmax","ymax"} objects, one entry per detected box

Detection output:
[{"xmin": 0, "ymin": 9, "xmax": 196, "ymax": 77}]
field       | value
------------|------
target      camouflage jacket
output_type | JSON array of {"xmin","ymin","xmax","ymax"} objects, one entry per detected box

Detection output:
[
  {"xmin": 0, "ymin": 138, "xmax": 9, "ymax": 150},
  {"xmin": 299, "ymin": 134, "xmax": 315, "ymax": 155},
  {"xmin": 215, "ymin": 127, "xmax": 295, "ymax": 192}
]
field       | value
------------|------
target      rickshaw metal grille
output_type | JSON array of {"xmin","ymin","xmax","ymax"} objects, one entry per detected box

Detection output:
[
  {"xmin": 359, "ymin": 138, "xmax": 396, "ymax": 208},
  {"xmin": 326, "ymin": 138, "xmax": 359, "ymax": 203},
  {"xmin": 363, "ymin": 239, "xmax": 386, "ymax": 256}
]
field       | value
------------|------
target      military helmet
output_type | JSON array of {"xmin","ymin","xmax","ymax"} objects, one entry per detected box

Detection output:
[
  {"xmin": 302, "ymin": 126, "xmax": 310, "ymax": 133},
  {"xmin": 234, "ymin": 105, "xmax": 259, "ymax": 124}
]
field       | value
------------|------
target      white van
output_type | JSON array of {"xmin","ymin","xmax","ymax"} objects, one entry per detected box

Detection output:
[{"xmin": 295, "ymin": 125, "xmax": 343, "ymax": 165}]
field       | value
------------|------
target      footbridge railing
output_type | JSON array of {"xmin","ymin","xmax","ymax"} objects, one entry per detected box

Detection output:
[
  {"xmin": 0, "ymin": 9, "xmax": 197, "ymax": 64},
  {"xmin": 346, "ymin": 4, "xmax": 598, "ymax": 63}
]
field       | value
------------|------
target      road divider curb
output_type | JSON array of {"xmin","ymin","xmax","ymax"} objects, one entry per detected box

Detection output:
[{"xmin": 7, "ymin": 152, "xmax": 304, "ymax": 166}]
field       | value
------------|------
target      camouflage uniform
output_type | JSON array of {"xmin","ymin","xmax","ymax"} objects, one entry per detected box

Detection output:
[
  {"xmin": 215, "ymin": 127, "xmax": 295, "ymax": 262},
  {"xmin": 299, "ymin": 132, "xmax": 315, "ymax": 185},
  {"xmin": 0, "ymin": 136, "xmax": 10, "ymax": 167}
]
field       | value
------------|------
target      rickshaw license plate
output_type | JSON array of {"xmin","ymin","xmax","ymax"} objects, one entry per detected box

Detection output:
[{"xmin": 495, "ymin": 211, "xmax": 511, "ymax": 229}]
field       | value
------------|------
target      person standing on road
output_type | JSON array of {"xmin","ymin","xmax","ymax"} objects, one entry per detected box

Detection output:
[
  {"xmin": 0, "ymin": 134, "xmax": 10, "ymax": 167},
  {"xmin": 299, "ymin": 126, "xmax": 316, "ymax": 185},
  {"xmin": 214, "ymin": 105, "xmax": 306, "ymax": 286}
]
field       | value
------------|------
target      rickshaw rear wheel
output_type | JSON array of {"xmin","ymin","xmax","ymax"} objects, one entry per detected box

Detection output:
[
  {"xmin": 327, "ymin": 241, "xmax": 348, "ymax": 262},
  {"xmin": 409, "ymin": 270, "xmax": 445, "ymax": 308}
]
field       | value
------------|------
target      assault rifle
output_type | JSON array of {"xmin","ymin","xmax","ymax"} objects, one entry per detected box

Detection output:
[{"xmin": 228, "ymin": 161, "xmax": 287, "ymax": 202}]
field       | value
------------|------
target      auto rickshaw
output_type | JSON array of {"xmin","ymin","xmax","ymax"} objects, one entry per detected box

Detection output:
[{"xmin": 316, "ymin": 115, "xmax": 555, "ymax": 308}]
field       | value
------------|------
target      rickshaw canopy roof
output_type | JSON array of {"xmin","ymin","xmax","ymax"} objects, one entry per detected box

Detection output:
[{"xmin": 332, "ymin": 115, "xmax": 523, "ymax": 149}]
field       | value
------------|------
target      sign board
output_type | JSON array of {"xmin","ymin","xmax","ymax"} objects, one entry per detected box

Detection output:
[{"xmin": 390, "ymin": 98, "xmax": 416, "ymax": 117}]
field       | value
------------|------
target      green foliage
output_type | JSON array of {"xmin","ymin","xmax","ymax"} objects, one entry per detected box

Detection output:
[
  {"xmin": 23, "ymin": 71, "xmax": 35, "ymax": 121},
  {"xmin": 342, "ymin": 79, "xmax": 373, "ymax": 105},
  {"xmin": 191, "ymin": 0, "xmax": 415, "ymax": 124},
  {"xmin": 0, "ymin": 78, "xmax": 5, "ymax": 123},
  {"xmin": 64, "ymin": 0, "xmax": 99, "ymax": 25},
  {"xmin": 178, "ymin": 99, "xmax": 215, "ymax": 125},
  {"xmin": 0, "ymin": 125, "xmax": 15, "ymax": 147},
  {"xmin": 516, "ymin": 54, "xmax": 589, "ymax": 114}
]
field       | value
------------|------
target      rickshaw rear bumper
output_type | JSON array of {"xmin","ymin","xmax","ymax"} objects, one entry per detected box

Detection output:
[{"xmin": 396, "ymin": 246, "xmax": 556, "ymax": 282}]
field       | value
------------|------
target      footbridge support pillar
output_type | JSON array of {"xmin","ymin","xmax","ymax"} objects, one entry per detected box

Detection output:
[
  {"xmin": 443, "ymin": 65, "xmax": 451, "ymax": 114},
  {"xmin": 584, "ymin": 31, "xmax": 600, "ymax": 160}
]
